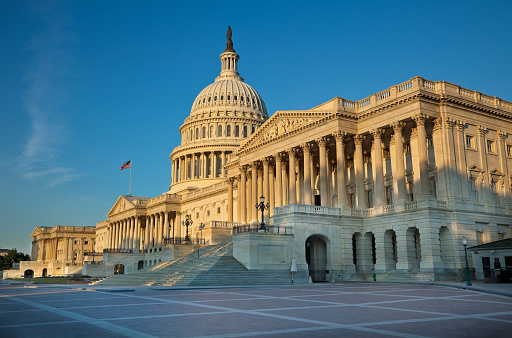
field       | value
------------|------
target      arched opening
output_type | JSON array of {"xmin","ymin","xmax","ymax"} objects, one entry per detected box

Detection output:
[
  {"xmin": 406, "ymin": 227, "xmax": 421, "ymax": 270},
  {"xmin": 226, "ymin": 125, "xmax": 231, "ymax": 137},
  {"xmin": 439, "ymin": 226, "xmax": 455, "ymax": 270},
  {"xmin": 114, "ymin": 264, "xmax": 125, "ymax": 275},
  {"xmin": 24, "ymin": 270, "xmax": 34, "ymax": 278},
  {"xmin": 305, "ymin": 235, "xmax": 327, "ymax": 282},
  {"xmin": 383, "ymin": 230, "xmax": 397, "ymax": 271},
  {"xmin": 138, "ymin": 260, "xmax": 144, "ymax": 270},
  {"xmin": 42, "ymin": 268, "xmax": 48, "ymax": 277},
  {"xmin": 353, "ymin": 232, "xmax": 375, "ymax": 273}
]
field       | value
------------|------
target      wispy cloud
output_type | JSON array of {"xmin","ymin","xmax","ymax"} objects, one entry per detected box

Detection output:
[{"xmin": 18, "ymin": 1, "xmax": 83, "ymax": 188}]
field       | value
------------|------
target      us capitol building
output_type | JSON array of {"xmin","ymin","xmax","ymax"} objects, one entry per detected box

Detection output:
[{"xmin": 11, "ymin": 28, "xmax": 512, "ymax": 283}]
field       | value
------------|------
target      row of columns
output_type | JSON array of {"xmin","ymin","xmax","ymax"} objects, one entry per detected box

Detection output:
[
  {"xmin": 171, "ymin": 151, "xmax": 229, "ymax": 184},
  {"xmin": 227, "ymin": 114, "xmax": 434, "ymax": 223}
]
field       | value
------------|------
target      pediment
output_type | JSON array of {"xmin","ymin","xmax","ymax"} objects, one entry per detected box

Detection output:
[
  {"xmin": 490, "ymin": 168, "xmax": 504, "ymax": 176},
  {"xmin": 468, "ymin": 165, "xmax": 483, "ymax": 173},
  {"xmin": 239, "ymin": 111, "xmax": 336, "ymax": 153},
  {"xmin": 108, "ymin": 195, "xmax": 136, "ymax": 217},
  {"xmin": 31, "ymin": 227, "xmax": 44, "ymax": 238}
]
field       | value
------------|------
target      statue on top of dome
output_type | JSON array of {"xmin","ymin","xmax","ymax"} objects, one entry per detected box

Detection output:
[{"xmin": 224, "ymin": 26, "xmax": 235, "ymax": 53}]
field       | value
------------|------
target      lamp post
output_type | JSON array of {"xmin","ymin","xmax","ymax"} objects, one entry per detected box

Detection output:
[
  {"xmin": 255, "ymin": 195, "xmax": 270, "ymax": 230},
  {"xmin": 182, "ymin": 214, "xmax": 193, "ymax": 242},
  {"xmin": 92, "ymin": 251, "xmax": 95, "ymax": 264},
  {"xmin": 198, "ymin": 223, "xmax": 205, "ymax": 258},
  {"xmin": 462, "ymin": 237, "xmax": 472, "ymax": 286}
]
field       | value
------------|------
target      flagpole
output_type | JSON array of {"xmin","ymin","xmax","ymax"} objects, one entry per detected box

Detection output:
[{"xmin": 129, "ymin": 158, "xmax": 132, "ymax": 196}]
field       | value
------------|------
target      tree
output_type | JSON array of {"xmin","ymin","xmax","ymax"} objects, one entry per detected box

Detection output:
[{"xmin": 0, "ymin": 249, "xmax": 30, "ymax": 270}]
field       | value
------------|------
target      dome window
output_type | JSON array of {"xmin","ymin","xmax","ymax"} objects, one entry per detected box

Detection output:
[
  {"xmin": 221, "ymin": 95, "xmax": 224, "ymax": 100},
  {"xmin": 226, "ymin": 125, "xmax": 231, "ymax": 137},
  {"xmin": 227, "ymin": 95, "xmax": 231, "ymax": 100},
  {"xmin": 234, "ymin": 95, "xmax": 237, "ymax": 101},
  {"xmin": 235, "ymin": 125, "xmax": 240, "ymax": 137},
  {"xmin": 214, "ymin": 96, "xmax": 217, "ymax": 101},
  {"xmin": 203, "ymin": 98, "xmax": 205, "ymax": 103},
  {"xmin": 208, "ymin": 97, "xmax": 211, "ymax": 102},
  {"xmin": 252, "ymin": 98, "xmax": 255, "ymax": 105},
  {"xmin": 241, "ymin": 96, "xmax": 244, "ymax": 102}
]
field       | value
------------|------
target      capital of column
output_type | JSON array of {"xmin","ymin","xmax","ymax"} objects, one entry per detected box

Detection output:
[
  {"xmin": 455, "ymin": 120, "xmax": 466, "ymax": 132},
  {"xmin": 410, "ymin": 127, "xmax": 417, "ymax": 138},
  {"xmin": 334, "ymin": 131, "xmax": 347, "ymax": 142},
  {"xmin": 498, "ymin": 131, "xmax": 507, "ymax": 141},
  {"xmin": 433, "ymin": 118, "xmax": 442, "ymax": 131},
  {"xmin": 391, "ymin": 121, "xmax": 406, "ymax": 133},
  {"xmin": 353, "ymin": 134, "xmax": 364, "ymax": 146},
  {"xmin": 477, "ymin": 125, "xmax": 487, "ymax": 136},
  {"xmin": 370, "ymin": 128, "xmax": 384, "ymax": 139},
  {"xmin": 239, "ymin": 165, "xmax": 247, "ymax": 174},
  {"xmin": 316, "ymin": 137, "xmax": 329, "ymax": 147},
  {"xmin": 262, "ymin": 157, "xmax": 271, "ymax": 166},
  {"xmin": 444, "ymin": 118, "xmax": 456, "ymax": 129},
  {"xmin": 301, "ymin": 142, "xmax": 313, "ymax": 152},
  {"xmin": 227, "ymin": 177, "xmax": 235, "ymax": 184},
  {"xmin": 275, "ymin": 153, "xmax": 285, "ymax": 162},
  {"xmin": 413, "ymin": 113, "xmax": 429, "ymax": 126},
  {"xmin": 287, "ymin": 148, "xmax": 298, "ymax": 157}
]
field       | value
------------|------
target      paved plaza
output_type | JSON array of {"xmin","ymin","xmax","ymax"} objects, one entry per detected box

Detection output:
[{"xmin": 1, "ymin": 282, "xmax": 512, "ymax": 337}]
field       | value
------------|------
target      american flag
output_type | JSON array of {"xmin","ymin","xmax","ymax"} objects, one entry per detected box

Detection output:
[{"xmin": 120, "ymin": 160, "xmax": 131, "ymax": 170}]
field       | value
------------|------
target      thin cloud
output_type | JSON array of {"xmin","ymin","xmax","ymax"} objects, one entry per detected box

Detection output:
[{"xmin": 18, "ymin": 1, "xmax": 81, "ymax": 188}]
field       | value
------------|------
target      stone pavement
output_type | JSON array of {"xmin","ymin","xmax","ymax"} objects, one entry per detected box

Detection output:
[{"xmin": 1, "ymin": 282, "xmax": 512, "ymax": 337}]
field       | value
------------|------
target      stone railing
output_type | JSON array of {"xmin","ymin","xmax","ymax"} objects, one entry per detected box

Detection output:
[
  {"xmin": 147, "ymin": 193, "xmax": 181, "ymax": 206},
  {"xmin": 436, "ymin": 200, "xmax": 447, "ymax": 208},
  {"xmin": 351, "ymin": 208, "xmax": 374, "ymax": 217},
  {"xmin": 405, "ymin": 201, "xmax": 417, "ymax": 210},
  {"xmin": 273, "ymin": 204, "xmax": 340, "ymax": 216},
  {"xmin": 333, "ymin": 76, "xmax": 512, "ymax": 116},
  {"xmin": 211, "ymin": 221, "xmax": 241, "ymax": 228},
  {"xmin": 181, "ymin": 181, "xmax": 228, "ymax": 200},
  {"xmin": 382, "ymin": 205, "xmax": 395, "ymax": 213},
  {"xmin": 39, "ymin": 226, "xmax": 96, "ymax": 233}
]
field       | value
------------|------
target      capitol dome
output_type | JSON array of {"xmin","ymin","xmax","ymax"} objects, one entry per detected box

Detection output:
[{"xmin": 169, "ymin": 27, "xmax": 268, "ymax": 194}]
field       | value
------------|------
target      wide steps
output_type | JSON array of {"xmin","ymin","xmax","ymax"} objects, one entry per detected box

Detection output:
[{"xmin": 93, "ymin": 240, "xmax": 291, "ymax": 286}]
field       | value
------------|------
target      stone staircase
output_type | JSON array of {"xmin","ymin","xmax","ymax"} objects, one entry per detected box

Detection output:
[{"xmin": 92, "ymin": 240, "xmax": 291, "ymax": 286}]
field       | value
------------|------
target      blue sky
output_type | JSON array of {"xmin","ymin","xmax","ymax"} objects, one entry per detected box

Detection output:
[{"xmin": 1, "ymin": 0, "xmax": 511, "ymax": 254}]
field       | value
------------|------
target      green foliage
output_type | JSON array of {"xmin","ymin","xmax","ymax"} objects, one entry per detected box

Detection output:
[{"xmin": 0, "ymin": 249, "xmax": 30, "ymax": 271}]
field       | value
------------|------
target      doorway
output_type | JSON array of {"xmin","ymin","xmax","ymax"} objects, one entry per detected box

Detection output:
[{"xmin": 306, "ymin": 235, "xmax": 327, "ymax": 282}]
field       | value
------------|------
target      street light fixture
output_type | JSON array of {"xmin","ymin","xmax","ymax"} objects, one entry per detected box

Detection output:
[
  {"xmin": 255, "ymin": 195, "xmax": 270, "ymax": 230},
  {"xmin": 182, "ymin": 214, "xmax": 193, "ymax": 242},
  {"xmin": 462, "ymin": 237, "xmax": 472, "ymax": 286},
  {"xmin": 198, "ymin": 223, "xmax": 205, "ymax": 258}
]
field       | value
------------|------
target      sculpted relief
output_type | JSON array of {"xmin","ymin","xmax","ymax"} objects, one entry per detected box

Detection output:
[{"xmin": 262, "ymin": 118, "xmax": 311, "ymax": 142}]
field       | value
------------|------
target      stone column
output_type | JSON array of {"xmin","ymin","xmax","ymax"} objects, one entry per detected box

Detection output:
[
  {"xmin": 310, "ymin": 152, "xmax": 316, "ymax": 202},
  {"xmin": 282, "ymin": 162, "xmax": 288, "ymax": 205},
  {"xmin": 391, "ymin": 122, "xmax": 407, "ymax": 203},
  {"xmin": 296, "ymin": 157, "xmax": 303, "ymax": 203},
  {"xmin": 354, "ymin": 134, "xmax": 366, "ymax": 208},
  {"xmin": 317, "ymin": 137, "xmax": 329, "ymax": 206},
  {"xmin": 371, "ymin": 128, "xmax": 385, "ymax": 207},
  {"xmin": 288, "ymin": 148, "xmax": 297, "ymax": 204},
  {"xmin": 302, "ymin": 143, "xmax": 313, "ymax": 205},
  {"xmin": 413, "ymin": 114, "xmax": 431, "ymax": 199},
  {"xmin": 251, "ymin": 163, "xmax": 258, "ymax": 223},
  {"xmin": 478, "ymin": 125, "xmax": 492, "ymax": 205},
  {"xmin": 275, "ymin": 154, "xmax": 283, "ymax": 207},
  {"xmin": 240, "ymin": 166, "xmax": 247, "ymax": 223},
  {"xmin": 164, "ymin": 212, "xmax": 169, "ymax": 242},
  {"xmin": 222, "ymin": 151, "xmax": 227, "ymax": 177},
  {"xmin": 454, "ymin": 120, "xmax": 468, "ymax": 199},
  {"xmin": 213, "ymin": 152, "xmax": 218, "ymax": 178},
  {"xmin": 228, "ymin": 177, "xmax": 234, "ymax": 222},
  {"xmin": 334, "ymin": 132, "xmax": 347, "ymax": 207},
  {"xmin": 498, "ymin": 131, "xmax": 511, "ymax": 210},
  {"xmin": 269, "ymin": 164, "xmax": 275, "ymax": 217},
  {"xmin": 210, "ymin": 153, "xmax": 215, "ymax": 178},
  {"xmin": 176, "ymin": 212, "xmax": 182, "ymax": 239},
  {"xmin": 263, "ymin": 158, "xmax": 270, "ymax": 221},
  {"xmin": 144, "ymin": 216, "xmax": 150, "ymax": 250}
]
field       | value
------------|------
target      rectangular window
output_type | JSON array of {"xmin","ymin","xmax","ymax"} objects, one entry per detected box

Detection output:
[
  {"xmin": 407, "ymin": 182, "xmax": 414, "ymax": 201},
  {"xmin": 217, "ymin": 207, "xmax": 221, "ymax": 214},
  {"xmin": 476, "ymin": 231, "xmax": 485, "ymax": 245},
  {"xmin": 403, "ymin": 141, "xmax": 411, "ymax": 153},
  {"xmin": 426, "ymin": 135, "xmax": 433, "ymax": 147},
  {"xmin": 508, "ymin": 145, "xmax": 512, "ymax": 157},
  {"xmin": 84, "ymin": 241, "xmax": 89, "ymax": 245},
  {"xmin": 385, "ymin": 186, "xmax": 392, "ymax": 205},
  {"xmin": 382, "ymin": 147, "xmax": 390, "ymax": 159},
  {"xmin": 366, "ymin": 190, "xmax": 373, "ymax": 208},
  {"xmin": 498, "ymin": 233, "xmax": 506, "ymax": 240},
  {"xmin": 74, "ymin": 240, "xmax": 78, "ymax": 245},
  {"xmin": 429, "ymin": 178, "xmax": 437, "ymax": 199},
  {"xmin": 466, "ymin": 135, "xmax": 475, "ymax": 149},
  {"xmin": 469, "ymin": 177, "xmax": 479, "ymax": 202},
  {"xmin": 348, "ymin": 193, "xmax": 354, "ymax": 208},
  {"xmin": 487, "ymin": 140, "xmax": 496, "ymax": 153}
]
